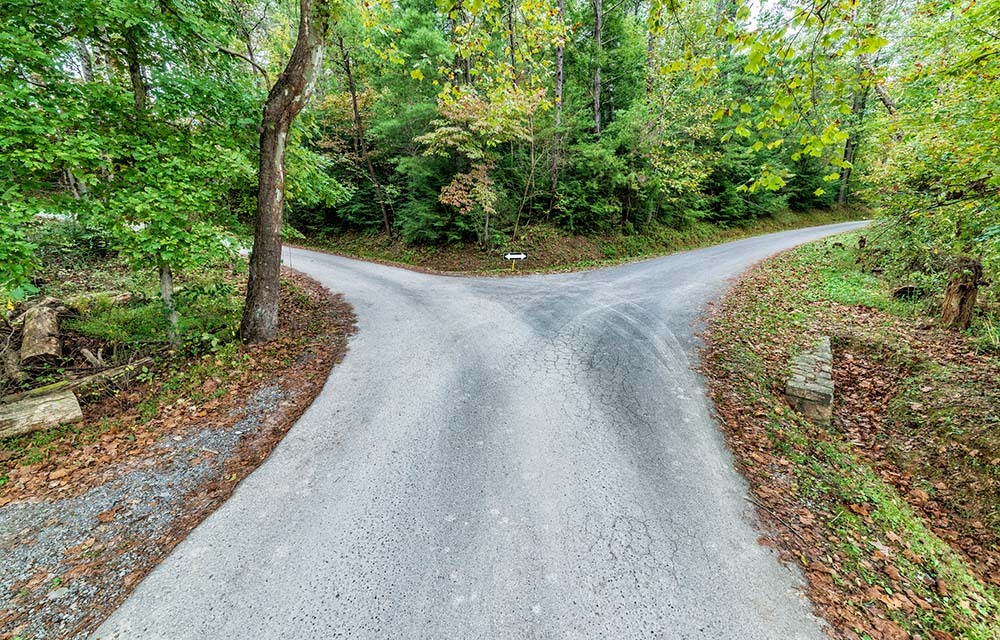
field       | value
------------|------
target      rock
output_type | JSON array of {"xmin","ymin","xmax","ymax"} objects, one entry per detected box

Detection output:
[
  {"xmin": 47, "ymin": 587, "xmax": 69, "ymax": 600},
  {"xmin": 785, "ymin": 336, "xmax": 834, "ymax": 426}
]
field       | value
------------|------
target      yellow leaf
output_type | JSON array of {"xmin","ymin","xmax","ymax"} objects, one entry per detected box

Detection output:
[{"xmin": 410, "ymin": 69, "xmax": 424, "ymax": 81}]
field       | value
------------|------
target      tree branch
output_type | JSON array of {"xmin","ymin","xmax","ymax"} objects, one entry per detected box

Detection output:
[{"xmin": 158, "ymin": 0, "xmax": 271, "ymax": 85}]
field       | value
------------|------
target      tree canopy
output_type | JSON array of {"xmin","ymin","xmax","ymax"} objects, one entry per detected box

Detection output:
[{"xmin": 1, "ymin": 0, "xmax": 997, "ymax": 331}]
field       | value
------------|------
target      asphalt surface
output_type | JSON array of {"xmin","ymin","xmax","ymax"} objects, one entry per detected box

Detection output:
[{"xmin": 94, "ymin": 221, "xmax": 866, "ymax": 639}]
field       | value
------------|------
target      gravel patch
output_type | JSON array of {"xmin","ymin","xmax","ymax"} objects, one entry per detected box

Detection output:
[{"xmin": 0, "ymin": 385, "xmax": 288, "ymax": 640}]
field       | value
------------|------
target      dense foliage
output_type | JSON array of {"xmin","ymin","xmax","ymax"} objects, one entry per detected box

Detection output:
[
  {"xmin": 861, "ymin": 0, "xmax": 1000, "ymax": 290},
  {"xmin": 1, "ymin": 0, "xmax": 997, "ymax": 321}
]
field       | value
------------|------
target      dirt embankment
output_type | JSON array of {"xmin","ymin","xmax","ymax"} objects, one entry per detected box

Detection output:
[
  {"xmin": 1, "ymin": 269, "xmax": 356, "ymax": 640},
  {"xmin": 703, "ymin": 238, "xmax": 999, "ymax": 639}
]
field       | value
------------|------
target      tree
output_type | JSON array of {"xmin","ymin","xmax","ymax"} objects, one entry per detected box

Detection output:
[
  {"xmin": 335, "ymin": 33, "xmax": 392, "ymax": 234},
  {"xmin": 861, "ymin": 0, "xmax": 1000, "ymax": 326},
  {"xmin": 1, "ymin": 0, "xmax": 259, "ymax": 344},
  {"xmin": 240, "ymin": 0, "xmax": 335, "ymax": 343}
]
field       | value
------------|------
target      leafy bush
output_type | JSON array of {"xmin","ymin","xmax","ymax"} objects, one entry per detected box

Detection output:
[
  {"xmin": 703, "ymin": 146, "xmax": 788, "ymax": 225},
  {"xmin": 555, "ymin": 142, "xmax": 628, "ymax": 234},
  {"xmin": 394, "ymin": 155, "xmax": 476, "ymax": 244},
  {"xmin": 65, "ymin": 276, "xmax": 241, "ymax": 354},
  {"xmin": 785, "ymin": 156, "xmax": 836, "ymax": 212}
]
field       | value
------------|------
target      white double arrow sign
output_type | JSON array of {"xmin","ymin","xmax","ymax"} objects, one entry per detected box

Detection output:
[{"xmin": 503, "ymin": 252, "xmax": 527, "ymax": 260}]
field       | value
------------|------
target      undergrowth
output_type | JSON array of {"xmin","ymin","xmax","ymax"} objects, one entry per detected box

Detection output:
[
  {"xmin": 301, "ymin": 207, "xmax": 866, "ymax": 273},
  {"xmin": 706, "ymin": 234, "xmax": 1000, "ymax": 639}
]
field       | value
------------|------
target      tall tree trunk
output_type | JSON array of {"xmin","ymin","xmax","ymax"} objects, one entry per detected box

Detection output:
[
  {"xmin": 75, "ymin": 39, "xmax": 95, "ymax": 82},
  {"xmin": 550, "ymin": 0, "xmax": 565, "ymax": 196},
  {"xmin": 838, "ymin": 85, "xmax": 869, "ymax": 204},
  {"xmin": 338, "ymin": 37, "xmax": 391, "ymax": 235},
  {"xmin": 159, "ymin": 263, "xmax": 180, "ymax": 346},
  {"xmin": 124, "ymin": 29, "xmax": 148, "ymax": 114},
  {"xmin": 461, "ymin": 10, "xmax": 473, "ymax": 85},
  {"xmin": 645, "ymin": 4, "xmax": 661, "ymax": 96},
  {"xmin": 836, "ymin": 136, "xmax": 856, "ymax": 205},
  {"xmin": 507, "ymin": 1, "xmax": 517, "ymax": 71},
  {"xmin": 645, "ymin": 29, "xmax": 655, "ymax": 96},
  {"xmin": 592, "ymin": 0, "xmax": 603, "ymax": 134},
  {"xmin": 126, "ymin": 29, "xmax": 179, "ymax": 343},
  {"xmin": 240, "ymin": 0, "xmax": 330, "ymax": 343}
]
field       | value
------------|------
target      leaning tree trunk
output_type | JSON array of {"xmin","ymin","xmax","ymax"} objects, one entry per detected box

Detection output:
[
  {"xmin": 338, "ymin": 36, "xmax": 391, "ymax": 235},
  {"xmin": 240, "ymin": 0, "xmax": 330, "ymax": 343},
  {"xmin": 941, "ymin": 257, "xmax": 983, "ymax": 330},
  {"xmin": 860, "ymin": 54, "xmax": 896, "ymax": 116}
]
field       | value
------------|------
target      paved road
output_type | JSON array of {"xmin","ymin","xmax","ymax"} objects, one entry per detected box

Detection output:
[{"xmin": 94, "ymin": 221, "xmax": 865, "ymax": 639}]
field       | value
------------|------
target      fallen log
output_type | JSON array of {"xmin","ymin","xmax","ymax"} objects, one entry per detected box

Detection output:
[
  {"xmin": 2, "ymin": 349, "xmax": 24, "ymax": 384},
  {"xmin": 10, "ymin": 297, "xmax": 62, "ymax": 325},
  {"xmin": 64, "ymin": 291, "xmax": 134, "ymax": 314},
  {"xmin": 20, "ymin": 305, "xmax": 61, "ymax": 364},
  {"xmin": 0, "ymin": 389, "xmax": 83, "ymax": 440},
  {"xmin": 1, "ymin": 357, "xmax": 154, "ymax": 404}
]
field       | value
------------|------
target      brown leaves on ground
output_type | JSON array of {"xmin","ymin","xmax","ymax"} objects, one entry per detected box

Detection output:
[
  {"xmin": 702, "ymin": 247, "xmax": 1000, "ymax": 639},
  {"xmin": 0, "ymin": 268, "xmax": 356, "ymax": 638},
  {"xmin": 0, "ymin": 270, "xmax": 355, "ymax": 506},
  {"xmin": 833, "ymin": 331, "xmax": 1000, "ymax": 586}
]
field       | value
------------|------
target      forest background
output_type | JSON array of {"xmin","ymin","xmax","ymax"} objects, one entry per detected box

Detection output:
[{"xmin": 1, "ymin": 0, "xmax": 997, "ymax": 340}]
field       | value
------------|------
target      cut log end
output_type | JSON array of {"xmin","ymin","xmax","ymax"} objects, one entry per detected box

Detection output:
[
  {"xmin": 0, "ymin": 390, "xmax": 83, "ymax": 440},
  {"xmin": 20, "ymin": 306, "xmax": 62, "ymax": 364}
]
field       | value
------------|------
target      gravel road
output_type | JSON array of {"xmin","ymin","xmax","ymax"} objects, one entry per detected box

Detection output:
[{"xmin": 93, "ymin": 221, "xmax": 866, "ymax": 639}]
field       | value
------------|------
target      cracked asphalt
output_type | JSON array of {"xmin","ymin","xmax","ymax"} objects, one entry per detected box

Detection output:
[{"xmin": 93, "ymin": 221, "xmax": 866, "ymax": 639}]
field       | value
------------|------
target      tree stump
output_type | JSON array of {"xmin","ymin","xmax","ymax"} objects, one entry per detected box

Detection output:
[{"xmin": 941, "ymin": 258, "xmax": 982, "ymax": 330}]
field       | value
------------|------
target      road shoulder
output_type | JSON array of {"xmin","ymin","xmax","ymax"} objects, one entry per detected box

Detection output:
[
  {"xmin": 702, "ymin": 235, "xmax": 1000, "ymax": 639},
  {"xmin": 0, "ymin": 269, "xmax": 356, "ymax": 640}
]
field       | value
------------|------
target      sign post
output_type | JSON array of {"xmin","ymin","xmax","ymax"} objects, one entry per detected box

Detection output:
[{"xmin": 503, "ymin": 252, "xmax": 527, "ymax": 271}]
